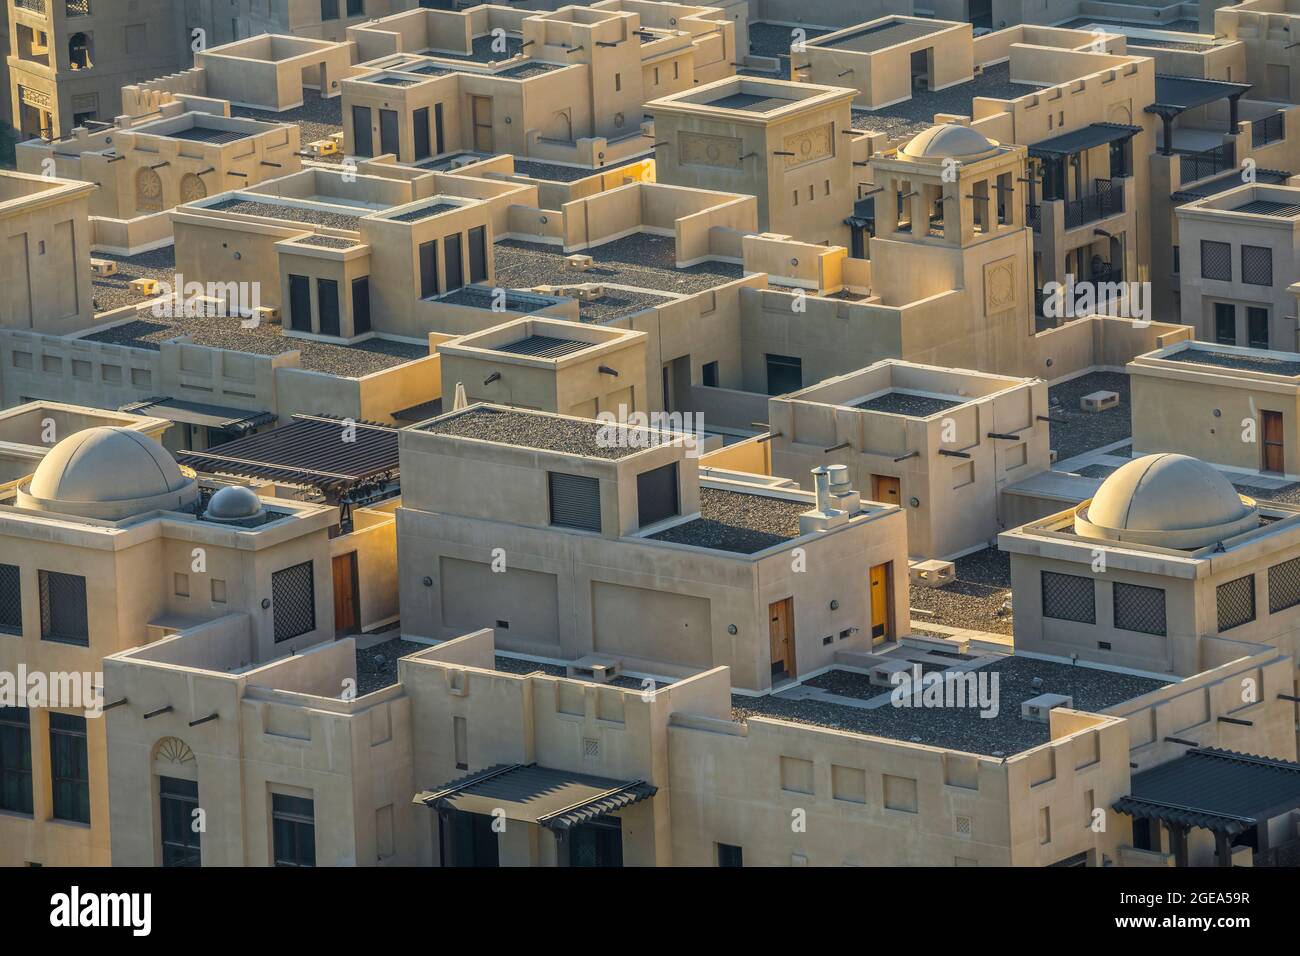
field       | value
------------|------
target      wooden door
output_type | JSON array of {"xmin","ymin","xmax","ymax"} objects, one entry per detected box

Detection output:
[
  {"xmin": 768, "ymin": 597, "xmax": 794, "ymax": 679},
  {"xmin": 472, "ymin": 96, "xmax": 493, "ymax": 152},
  {"xmin": 871, "ymin": 474, "xmax": 901, "ymax": 506},
  {"xmin": 332, "ymin": 552, "xmax": 359, "ymax": 636},
  {"xmin": 1262, "ymin": 410, "xmax": 1285, "ymax": 473},
  {"xmin": 869, "ymin": 563, "xmax": 891, "ymax": 644}
]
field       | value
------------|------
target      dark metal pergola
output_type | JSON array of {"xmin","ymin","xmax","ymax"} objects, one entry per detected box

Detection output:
[
  {"xmin": 1113, "ymin": 747, "xmax": 1300, "ymax": 866},
  {"xmin": 1145, "ymin": 75, "xmax": 1253, "ymax": 156},
  {"xmin": 177, "ymin": 413, "xmax": 400, "ymax": 504}
]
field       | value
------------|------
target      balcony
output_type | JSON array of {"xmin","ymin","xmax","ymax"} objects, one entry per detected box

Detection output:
[
  {"xmin": 1252, "ymin": 111, "xmax": 1284, "ymax": 148},
  {"xmin": 1063, "ymin": 179, "xmax": 1123, "ymax": 229},
  {"xmin": 1031, "ymin": 178, "xmax": 1126, "ymax": 237},
  {"xmin": 1179, "ymin": 143, "xmax": 1234, "ymax": 185}
]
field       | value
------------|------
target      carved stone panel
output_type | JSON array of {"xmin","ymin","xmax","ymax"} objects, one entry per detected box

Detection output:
[
  {"xmin": 679, "ymin": 132, "xmax": 743, "ymax": 170},
  {"xmin": 783, "ymin": 122, "xmax": 833, "ymax": 169},
  {"xmin": 984, "ymin": 255, "xmax": 1018, "ymax": 315}
]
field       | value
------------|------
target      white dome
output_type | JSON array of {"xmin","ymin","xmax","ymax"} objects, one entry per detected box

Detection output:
[
  {"xmin": 902, "ymin": 123, "xmax": 999, "ymax": 161},
  {"xmin": 206, "ymin": 485, "xmax": 264, "ymax": 521},
  {"xmin": 1075, "ymin": 454, "xmax": 1257, "ymax": 549},
  {"xmin": 21, "ymin": 427, "xmax": 198, "ymax": 520}
]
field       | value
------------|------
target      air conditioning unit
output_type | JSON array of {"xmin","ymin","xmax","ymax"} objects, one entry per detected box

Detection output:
[
  {"xmin": 565, "ymin": 253, "xmax": 593, "ymax": 272},
  {"xmin": 249, "ymin": 305, "xmax": 280, "ymax": 326},
  {"xmin": 128, "ymin": 277, "xmax": 160, "ymax": 296},
  {"xmin": 1021, "ymin": 693, "xmax": 1073, "ymax": 723},
  {"xmin": 573, "ymin": 284, "xmax": 605, "ymax": 302},
  {"xmin": 90, "ymin": 258, "xmax": 118, "ymax": 277},
  {"xmin": 307, "ymin": 139, "xmax": 340, "ymax": 157}
]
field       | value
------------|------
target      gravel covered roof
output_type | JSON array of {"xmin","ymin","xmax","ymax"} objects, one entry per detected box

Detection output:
[
  {"xmin": 851, "ymin": 62, "xmax": 1039, "ymax": 140},
  {"xmin": 424, "ymin": 34, "xmax": 524, "ymax": 62},
  {"xmin": 1164, "ymin": 348, "xmax": 1300, "ymax": 377},
  {"xmin": 1048, "ymin": 370, "xmax": 1131, "ymax": 461},
  {"xmin": 510, "ymin": 155, "xmax": 648, "ymax": 183},
  {"xmin": 387, "ymin": 202, "xmax": 460, "ymax": 223},
  {"xmin": 231, "ymin": 89, "xmax": 342, "ymax": 148},
  {"xmin": 909, "ymin": 546, "xmax": 1012, "ymax": 637},
  {"xmin": 292, "ymin": 234, "xmax": 358, "ymax": 249},
  {"xmin": 203, "ymin": 197, "xmax": 363, "ymax": 230},
  {"xmin": 733, "ymin": 654, "xmax": 1170, "ymax": 755},
  {"xmin": 492, "ymin": 234, "xmax": 744, "ymax": 295},
  {"xmin": 421, "ymin": 406, "xmax": 645, "ymax": 459},
  {"xmin": 84, "ymin": 246, "xmax": 427, "ymax": 378},
  {"xmin": 648, "ymin": 487, "xmax": 810, "ymax": 553}
]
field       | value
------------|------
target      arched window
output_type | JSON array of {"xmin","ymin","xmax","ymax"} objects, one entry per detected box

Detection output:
[
  {"xmin": 153, "ymin": 737, "xmax": 200, "ymax": 867},
  {"xmin": 68, "ymin": 32, "xmax": 92, "ymax": 70}
]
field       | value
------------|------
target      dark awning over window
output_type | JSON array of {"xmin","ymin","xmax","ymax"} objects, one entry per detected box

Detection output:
[
  {"xmin": 120, "ymin": 396, "xmax": 275, "ymax": 435},
  {"xmin": 1028, "ymin": 122, "xmax": 1142, "ymax": 160},
  {"xmin": 414, "ymin": 763, "xmax": 657, "ymax": 831},
  {"xmin": 1146, "ymin": 75, "xmax": 1252, "ymax": 117},
  {"xmin": 1113, "ymin": 748, "xmax": 1300, "ymax": 836}
]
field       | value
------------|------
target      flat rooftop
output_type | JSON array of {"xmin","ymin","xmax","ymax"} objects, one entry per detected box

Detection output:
[
  {"xmin": 86, "ymin": 249, "xmax": 426, "ymax": 377},
  {"xmin": 510, "ymin": 155, "xmax": 647, "ymax": 183},
  {"xmin": 853, "ymin": 390, "xmax": 962, "ymax": 416},
  {"xmin": 420, "ymin": 406, "xmax": 648, "ymax": 459},
  {"xmin": 811, "ymin": 18, "xmax": 949, "ymax": 53},
  {"xmin": 386, "ymin": 201, "xmax": 462, "ymax": 223},
  {"xmin": 231, "ymin": 90, "xmax": 342, "ymax": 158},
  {"xmin": 1173, "ymin": 168, "xmax": 1290, "ymax": 202},
  {"xmin": 647, "ymin": 487, "xmax": 809, "ymax": 554},
  {"xmin": 851, "ymin": 62, "xmax": 1038, "ymax": 140},
  {"xmin": 1058, "ymin": 17, "xmax": 1203, "ymax": 35},
  {"xmin": 1047, "ymin": 370, "xmax": 1131, "ymax": 462},
  {"xmin": 161, "ymin": 121, "xmax": 258, "ymax": 144},
  {"xmin": 496, "ymin": 334, "xmax": 590, "ymax": 358},
  {"xmin": 424, "ymin": 33, "xmax": 524, "ymax": 62},
  {"xmin": 705, "ymin": 91, "xmax": 801, "ymax": 113},
  {"xmin": 1163, "ymin": 348, "xmax": 1300, "ymax": 377},
  {"xmin": 746, "ymin": 21, "xmax": 832, "ymax": 63},
  {"xmin": 492, "ymin": 234, "xmax": 743, "ymax": 297},
  {"xmin": 203, "ymin": 196, "xmax": 364, "ymax": 230},
  {"xmin": 1228, "ymin": 197, "xmax": 1300, "ymax": 217},
  {"xmin": 733, "ymin": 654, "xmax": 1170, "ymax": 756},
  {"xmin": 436, "ymin": 285, "xmax": 559, "ymax": 313}
]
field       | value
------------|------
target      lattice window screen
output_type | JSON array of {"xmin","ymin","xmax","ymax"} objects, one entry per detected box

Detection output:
[
  {"xmin": 1041, "ymin": 571, "xmax": 1096, "ymax": 624},
  {"xmin": 1201, "ymin": 240, "xmax": 1232, "ymax": 281},
  {"xmin": 1217, "ymin": 574, "xmax": 1256, "ymax": 633},
  {"xmin": 272, "ymin": 561, "xmax": 316, "ymax": 643},
  {"xmin": 1113, "ymin": 582, "xmax": 1167, "ymax": 636}
]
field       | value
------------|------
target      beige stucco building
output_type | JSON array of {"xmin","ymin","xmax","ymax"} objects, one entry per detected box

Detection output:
[
  {"xmin": 0, "ymin": 414, "xmax": 338, "ymax": 866},
  {"xmin": 0, "ymin": 167, "xmax": 94, "ymax": 335},
  {"xmin": 6, "ymin": 0, "xmax": 184, "ymax": 139},
  {"xmin": 767, "ymin": 360, "xmax": 1051, "ymax": 559}
]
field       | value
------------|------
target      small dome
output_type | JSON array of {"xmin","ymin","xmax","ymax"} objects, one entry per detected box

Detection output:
[
  {"xmin": 21, "ymin": 427, "xmax": 197, "ymax": 520},
  {"xmin": 1075, "ymin": 454, "xmax": 1257, "ymax": 548},
  {"xmin": 206, "ymin": 485, "xmax": 264, "ymax": 521},
  {"xmin": 902, "ymin": 123, "xmax": 999, "ymax": 161}
]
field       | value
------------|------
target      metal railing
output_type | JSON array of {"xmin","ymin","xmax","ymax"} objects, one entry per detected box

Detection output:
[
  {"xmin": 1179, "ymin": 143, "xmax": 1235, "ymax": 185},
  {"xmin": 1063, "ymin": 178, "xmax": 1123, "ymax": 229},
  {"xmin": 1252, "ymin": 111, "xmax": 1284, "ymax": 147}
]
